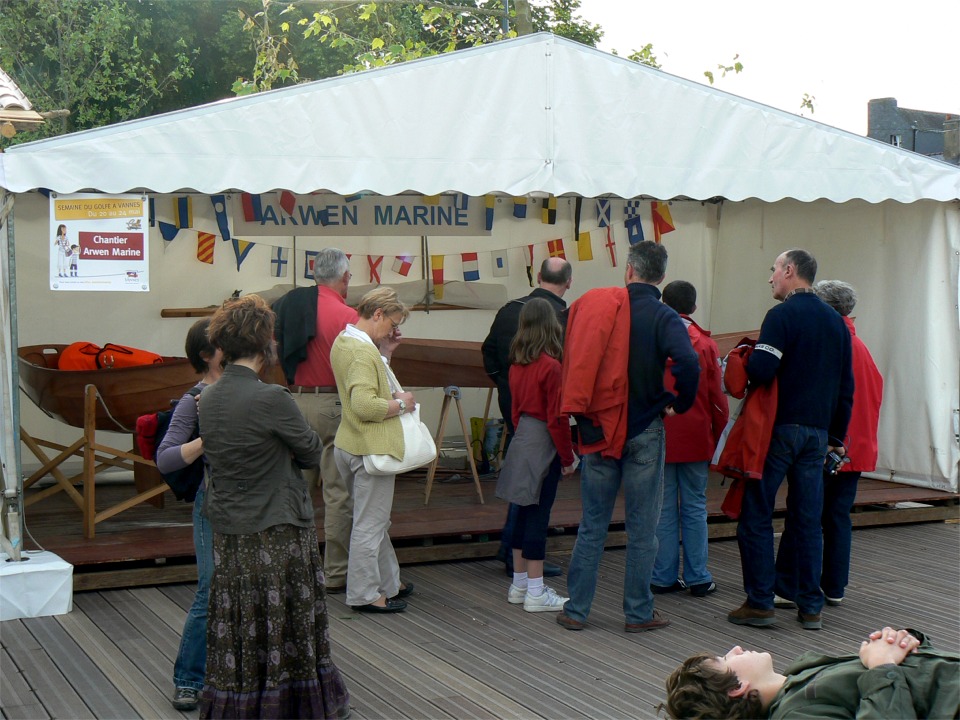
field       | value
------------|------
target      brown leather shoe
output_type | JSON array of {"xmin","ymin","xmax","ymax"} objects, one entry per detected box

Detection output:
[
  {"xmin": 625, "ymin": 610, "xmax": 671, "ymax": 632},
  {"xmin": 556, "ymin": 612, "xmax": 585, "ymax": 631},
  {"xmin": 727, "ymin": 602, "xmax": 776, "ymax": 627},
  {"xmin": 797, "ymin": 611, "xmax": 822, "ymax": 630}
]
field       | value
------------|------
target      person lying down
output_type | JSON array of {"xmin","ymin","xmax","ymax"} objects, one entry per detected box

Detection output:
[{"xmin": 664, "ymin": 626, "xmax": 958, "ymax": 719}]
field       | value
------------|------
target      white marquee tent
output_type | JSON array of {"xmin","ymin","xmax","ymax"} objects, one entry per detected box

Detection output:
[{"xmin": 2, "ymin": 33, "xmax": 958, "ymax": 510}]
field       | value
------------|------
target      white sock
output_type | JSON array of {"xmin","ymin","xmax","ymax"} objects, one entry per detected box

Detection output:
[
  {"xmin": 513, "ymin": 572, "xmax": 528, "ymax": 588},
  {"xmin": 527, "ymin": 576, "xmax": 544, "ymax": 596}
]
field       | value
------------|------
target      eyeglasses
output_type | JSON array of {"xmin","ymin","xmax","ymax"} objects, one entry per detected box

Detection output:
[{"xmin": 387, "ymin": 317, "xmax": 401, "ymax": 330}]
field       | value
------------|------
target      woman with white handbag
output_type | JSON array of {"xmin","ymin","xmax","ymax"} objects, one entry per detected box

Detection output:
[{"xmin": 330, "ymin": 287, "xmax": 429, "ymax": 614}]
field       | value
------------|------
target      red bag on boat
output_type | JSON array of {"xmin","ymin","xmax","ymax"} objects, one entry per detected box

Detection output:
[
  {"xmin": 58, "ymin": 342, "xmax": 101, "ymax": 371},
  {"xmin": 97, "ymin": 343, "xmax": 163, "ymax": 369}
]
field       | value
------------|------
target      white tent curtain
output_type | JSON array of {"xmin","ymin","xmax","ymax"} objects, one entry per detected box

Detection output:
[{"xmin": 712, "ymin": 199, "xmax": 960, "ymax": 491}]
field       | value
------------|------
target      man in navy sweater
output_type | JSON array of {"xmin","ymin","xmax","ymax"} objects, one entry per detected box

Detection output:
[
  {"xmin": 728, "ymin": 249, "xmax": 854, "ymax": 631},
  {"xmin": 557, "ymin": 241, "xmax": 699, "ymax": 633}
]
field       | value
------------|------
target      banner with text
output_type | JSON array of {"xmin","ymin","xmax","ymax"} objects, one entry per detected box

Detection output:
[
  {"xmin": 49, "ymin": 193, "xmax": 150, "ymax": 292},
  {"xmin": 234, "ymin": 194, "xmax": 490, "ymax": 237}
]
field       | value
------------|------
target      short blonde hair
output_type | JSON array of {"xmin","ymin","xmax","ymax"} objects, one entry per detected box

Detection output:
[{"xmin": 356, "ymin": 287, "xmax": 409, "ymax": 322}]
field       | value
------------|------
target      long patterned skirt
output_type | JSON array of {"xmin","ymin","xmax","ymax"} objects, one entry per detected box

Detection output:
[{"xmin": 199, "ymin": 524, "xmax": 350, "ymax": 719}]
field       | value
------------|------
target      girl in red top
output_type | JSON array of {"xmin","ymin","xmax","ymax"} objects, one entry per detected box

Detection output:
[{"xmin": 501, "ymin": 298, "xmax": 577, "ymax": 612}]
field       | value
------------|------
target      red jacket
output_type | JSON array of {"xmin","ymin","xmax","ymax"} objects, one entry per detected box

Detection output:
[
  {"xmin": 842, "ymin": 316, "xmax": 883, "ymax": 472},
  {"xmin": 509, "ymin": 353, "xmax": 575, "ymax": 467},
  {"xmin": 561, "ymin": 287, "xmax": 631, "ymax": 459},
  {"xmin": 712, "ymin": 343, "xmax": 778, "ymax": 482},
  {"xmin": 663, "ymin": 318, "xmax": 729, "ymax": 463}
]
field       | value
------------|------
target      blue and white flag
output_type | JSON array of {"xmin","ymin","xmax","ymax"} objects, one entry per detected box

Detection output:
[
  {"xmin": 596, "ymin": 198, "xmax": 611, "ymax": 228},
  {"xmin": 210, "ymin": 194, "xmax": 232, "ymax": 241},
  {"xmin": 271, "ymin": 247, "xmax": 289, "ymax": 277},
  {"xmin": 492, "ymin": 249, "xmax": 510, "ymax": 277}
]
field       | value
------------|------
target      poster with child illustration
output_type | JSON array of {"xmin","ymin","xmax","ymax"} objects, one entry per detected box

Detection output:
[{"xmin": 49, "ymin": 193, "xmax": 149, "ymax": 291}]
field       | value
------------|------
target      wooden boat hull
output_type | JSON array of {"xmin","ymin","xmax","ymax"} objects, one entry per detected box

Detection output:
[
  {"xmin": 18, "ymin": 345, "xmax": 200, "ymax": 432},
  {"xmin": 390, "ymin": 339, "xmax": 493, "ymax": 389}
]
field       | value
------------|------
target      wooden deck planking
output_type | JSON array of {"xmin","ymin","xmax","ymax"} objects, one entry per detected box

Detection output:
[
  {"xmin": 0, "ymin": 647, "xmax": 49, "ymax": 720},
  {"xmin": 1, "ymin": 620, "xmax": 92, "ymax": 719},
  {"xmin": 3, "ymin": 522, "xmax": 958, "ymax": 720}
]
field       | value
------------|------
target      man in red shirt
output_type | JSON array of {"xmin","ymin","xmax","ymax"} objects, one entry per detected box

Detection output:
[
  {"xmin": 651, "ymin": 281, "xmax": 728, "ymax": 598},
  {"xmin": 275, "ymin": 248, "xmax": 357, "ymax": 593}
]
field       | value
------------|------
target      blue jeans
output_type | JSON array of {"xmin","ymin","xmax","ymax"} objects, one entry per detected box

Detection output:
[
  {"xmin": 173, "ymin": 482, "xmax": 213, "ymax": 690},
  {"xmin": 565, "ymin": 420, "xmax": 665, "ymax": 625},
  {"xmin": 738, "ymin": 424, "xmax": 826, "ymax": 614},
  {"xmin": 652, "ymin": 461, "xmax": 712, "ymax": 587},
  {"xmin": 819, "ymin": 470, "xmax": 861, "ymax": 599}
]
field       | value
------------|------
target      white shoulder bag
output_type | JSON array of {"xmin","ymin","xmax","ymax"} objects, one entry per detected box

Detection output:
[{"xmin": 362, "ymin": 362, "xmax": 438, "ymax": 476}]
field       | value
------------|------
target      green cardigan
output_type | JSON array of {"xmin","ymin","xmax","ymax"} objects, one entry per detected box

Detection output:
[{"xmin": 331, "ymin": 333, "xmax": 405, "ymax": 460}]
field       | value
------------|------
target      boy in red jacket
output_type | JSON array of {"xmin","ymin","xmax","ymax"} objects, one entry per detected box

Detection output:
[{"xmin": 651, "ymin": 281, "xmax": 729, "ymax": 597}]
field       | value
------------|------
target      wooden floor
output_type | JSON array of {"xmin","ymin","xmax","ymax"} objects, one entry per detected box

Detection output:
[
  {"xmin": 14, "ymin": 465, "xmax": 960, "ymax": 591},
  {"xmin": 3, "ymin": 521, "xmax": 958, "ymax": 720}
]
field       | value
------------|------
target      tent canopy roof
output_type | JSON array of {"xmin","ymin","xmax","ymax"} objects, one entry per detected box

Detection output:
[{"xmin": 2, "ymin": 34, "xmax": 958, "ymax": 202}]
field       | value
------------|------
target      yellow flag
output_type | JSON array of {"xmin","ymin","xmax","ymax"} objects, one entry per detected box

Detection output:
[{"xmin": 577, "ymin": 230, "xmax": 593, "ymax": 261}]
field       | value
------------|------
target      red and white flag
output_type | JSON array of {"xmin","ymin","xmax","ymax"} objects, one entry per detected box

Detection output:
[
  {"xmin": 392, "ymin": 255, "xmax": 414, "ymax": 276},
  {"xmin": 368, "ymin": 255, "xmax": 383, "ymax": 284},
  {"xmin": 278, "ymin": 190, "xmax": 296, "ymax": 216}
]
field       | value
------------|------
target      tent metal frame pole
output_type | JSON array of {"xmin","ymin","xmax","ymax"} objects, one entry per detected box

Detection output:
[{"xmin": 1, "ymin": 192, "xmax": 24, "ymax": 560}]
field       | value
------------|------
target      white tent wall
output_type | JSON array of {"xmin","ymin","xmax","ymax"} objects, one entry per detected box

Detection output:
[
  {"xmin": 10, "ymin": 192, "xmax": 960, "ymax": 492},
  {"xmin": 712, "ymin": 198, "xmax": 960, "ymax": 492}
]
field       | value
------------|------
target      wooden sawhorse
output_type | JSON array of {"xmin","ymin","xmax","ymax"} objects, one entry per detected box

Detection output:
[{"xmin": 423, "ymin": 385, "xmax": 485, "ymax": 506}]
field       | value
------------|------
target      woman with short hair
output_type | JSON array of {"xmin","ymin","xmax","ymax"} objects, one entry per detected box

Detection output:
[
  {"xmin": 331, "ymin": 287, "xmax": 415, "ymax": 614},
  {"xmin": 198, "ymin": 295, "xmax": 350, "ymax": 719}
]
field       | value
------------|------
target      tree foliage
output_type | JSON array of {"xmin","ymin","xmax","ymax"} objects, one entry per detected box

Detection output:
[
  {"xmin": 291, "ymin": 0, "xmax": 602, "ymax": 76},
  {"xmin": 703, "ymin": 53, "xmax": 743, "ymax": 85},
  {"xmin": 0, "ymin": 0, "xmax": 195, "ymax": 140}
]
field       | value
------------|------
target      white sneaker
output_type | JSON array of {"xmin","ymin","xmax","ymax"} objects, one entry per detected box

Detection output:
[
  {"xmin": 774, "ymin": 594, "xmax": 797, "ymax": 609},
  {"xmin": 523, "ymin": 585, "xmax": 568, "ymax": 613},
  {"xmin": 507, "ymin": 584, "xmax": 527, "ymax": 604}
]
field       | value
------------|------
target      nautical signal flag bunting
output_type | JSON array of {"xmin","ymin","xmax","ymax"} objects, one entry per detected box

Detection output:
[
  {"xmin": 197, "ymin": 232, "xmax": 215, "ymax": 264},
  {"xmin": 651, "ymin": 201, "xmax": 676, "ymax": 243},
  {"xmin": 431, "ymin": 255, "xmax": 445, "ymax": 300},
  {"xmin": 462, "ymin": 252, "xmax": 480, "ymax": 281},
  {"xmin": 392, "ymin": 255, "xmax": 413, "ymax": 277}
]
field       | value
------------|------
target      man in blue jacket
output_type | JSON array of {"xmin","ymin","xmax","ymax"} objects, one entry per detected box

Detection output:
[{"xmin": 728, "ymin": 248, "xmax": 854, "ymax": 630}]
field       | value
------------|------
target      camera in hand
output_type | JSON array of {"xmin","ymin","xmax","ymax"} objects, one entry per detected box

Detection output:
[{"xmin": 824, "ymin": 450, "xmax": 850, "ymax": 475}]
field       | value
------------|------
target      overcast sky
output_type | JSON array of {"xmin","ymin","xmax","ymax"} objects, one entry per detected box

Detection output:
[{"xmin": 574, "ymin": 0, "xmax": 958, "ymax": 136}]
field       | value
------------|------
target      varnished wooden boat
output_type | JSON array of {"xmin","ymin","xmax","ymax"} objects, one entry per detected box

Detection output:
[
  {"xmin": 390, "ymin": 339, "xmax": 493, "ymax": 389},
  {"xmin": 18, "ymin": 344, "xmax": 200, "ymax": 433},
  {"xmin": 387, "ymin": 334, "xmax": 759, "ymax": 390}
]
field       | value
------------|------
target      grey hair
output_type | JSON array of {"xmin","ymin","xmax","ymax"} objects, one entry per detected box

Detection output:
[
  {"xmin": 313, "ymin": 248, "xmax": 350, "ymax": 284},
  {"xmin": 814, "ymin": 280, "xmax": 857, "ymax": 316},
  {"xmin": 627, "ymin": 241, "xmax": 669, "ymax": 283}
]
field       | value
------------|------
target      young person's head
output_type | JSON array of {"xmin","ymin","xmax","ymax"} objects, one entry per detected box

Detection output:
[
  {"xmin": 509, "ymin": 297, "xmax": 563, "ymax": 365},
  {"xmin": 665, "ymin": 648, "xmax": 774, "ymax": 720},
  {"xmin": 184, "ymin": 317, "xmax": 217, "ymax": 374},
  {"xmin": 662, "ymin": 280, "xmax": 697, "ymax": 315}
]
